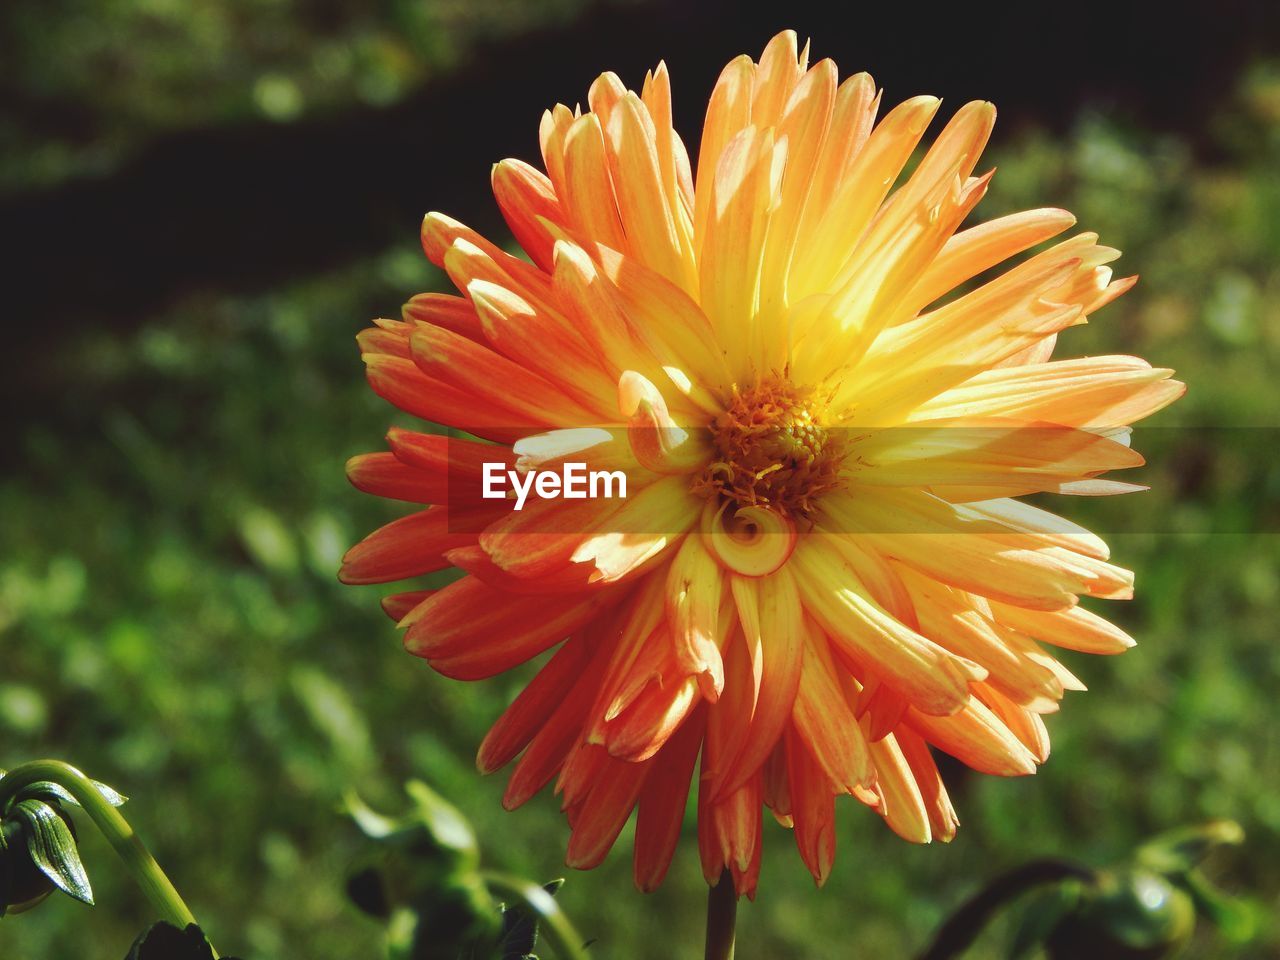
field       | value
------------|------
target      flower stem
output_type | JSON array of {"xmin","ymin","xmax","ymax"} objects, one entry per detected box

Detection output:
[
  {"xmin": 0, "ymin": 760, "xmax": 216, "ymax": 958},
  {"xmin": 917, "ymin": 857, "xmax": 1095, "ymax": 960},
  {"xmin": 480, "ymin": 871, "xmax": 589, "ymax": 960},
  {"xmin": 704, "ymin": 869, "xmax": 737, "ymax": 960}
]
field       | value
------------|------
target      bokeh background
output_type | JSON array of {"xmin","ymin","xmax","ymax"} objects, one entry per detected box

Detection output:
[{"xmin": 2, "ymin": 1, "xmax": 1279, "ymax": 957}]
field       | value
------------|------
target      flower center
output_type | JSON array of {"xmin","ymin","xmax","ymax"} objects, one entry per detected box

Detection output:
[{"xmin": 692, "ymin": 376, "xmax": 846, "ymax": 519}]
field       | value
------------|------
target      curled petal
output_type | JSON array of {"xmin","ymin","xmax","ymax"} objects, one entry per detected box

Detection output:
[
  {"xmin": 619, "ymin": 370, "xmax": 712, "ymax": 474},
  {"xmin": 700, "ymin": 500, "xmax": 797, "ymax": 577}
]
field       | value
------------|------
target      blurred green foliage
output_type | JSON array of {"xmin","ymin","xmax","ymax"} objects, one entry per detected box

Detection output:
[
  {"xmin": 2, "ymin": 6, "xmax": 1279, "ymax": 959},
  {"xmin": 0, "ymin": 0, "xmax": 586, "ymax": 190}
]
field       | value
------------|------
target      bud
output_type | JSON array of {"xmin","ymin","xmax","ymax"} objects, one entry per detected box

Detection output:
[
  {"xmin": 1, "ymin": 812, "xmax": 60, "ymax": 914},
  {"xmin": 1047, "ymin": 869, "xmax": 1196, "ymax": 960},
  {"xmin": 346, "ymin": 781, "xmax": 502, "ymax": 958},
  {"xmin": 0, "ymin": 796, "xmax": 89, "ymax": 916}
]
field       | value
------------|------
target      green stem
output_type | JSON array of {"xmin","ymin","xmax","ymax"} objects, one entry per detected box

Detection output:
[
  {"xmin": 0, "ymin": 760, "xmax": 216, "ymax": 958},
  {"xmin": 917, "ymin": 858, "xmax": 1095, "ymax": 960},
  {"xmin": 480, "ymin": 871, "xmax": 589, "ymax": 960},
  {"xmin": 704, "ymin": 869, "xmax": 737, "ymax": 960}
]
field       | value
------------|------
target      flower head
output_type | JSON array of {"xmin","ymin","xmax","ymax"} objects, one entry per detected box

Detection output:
[{"xmin": 344, "ymin": 30, "xmax": 1182, "ymax": 896}]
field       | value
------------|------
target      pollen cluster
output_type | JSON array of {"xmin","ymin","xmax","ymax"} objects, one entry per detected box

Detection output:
[{"xmin": 692, "ymin": 376, "xmax": 846, "ymax": 518}]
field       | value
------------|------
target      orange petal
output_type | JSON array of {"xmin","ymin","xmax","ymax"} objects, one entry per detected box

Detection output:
[
  {"xmin": 402, "ymin": 577, "xmax": 613, "ymax": 678},
  {"xmin": 423, "ymin": 212, "xmax": 554, "ymax": 307},
  {"xmin": 898, "ymin": 565, "xmax": 1066, "ymax": 712},
  {"xmin": 895, "ymin": 726, "xmax": 959, "ymax": 842},
  {"xmin": 640, "ymin": 60, "xmax": 696, "ymax": 236},
  {"xmin": 665, "ymin": 531, "xmax": 726, "ymax": 697},
  {"xmin": 963, "ymin": 498, "xmax": 1110, "ymax": 561},
  {"xmin": 467, "ymin": 279, "xmax": 617, "ymax": 417},
  {"xmin": 910, "ymin": 355, "xmax": 1184, "ymax": 430},
  {"xmin": 694, "ymin": 54, "xmax": 755, "ymax": 261},
  {"xmin": 791, "ymin": 536, "xmax": 985, "ymax": 715},
  {"xmin": 447, "ymin": 544, "xmax": 597, "ymax": 594},
  {"xmin": 786, "ymin": 730, "xmax": 837, "ymax": 886},
  {"xmin": 591, "ymin": 243, "xmax": 732, "ymax": 406},
  {"xmin": 712, "ymin": 568, "xmax": 804, "ymax": 799},
  {"xmin": 380, "ymin": 590, "xmax": 431, "ymax": 623},
  {"xmin": 362, "ymin": 353, "xmax": 524, "ymax": 444},
  {"xmin": 571, "ymin": 475, "xmax": 701, "ymax": 584},
  {"xmin": 386, "ymin": 427, "xmax": 514, "ymax": 482},
  {"xmin": 762, "ymin": 738, "xmax": 792, "ymax": 823},
  {"xmin": 975, "ymin": 682, "xmax": 1051, "ymax": 763},
  {"xmin": 402, "ymin": 292, "xmax": 487, "ymax": 343},
  {"xmin": 904, "ymin": 698, "xmax": 1038, "ymax": 777},
  {"xmin": 477, "ymin": 632, "xmax": 596, "ymax": 774},
  {"xmin": 602, "ymin": 668, "xmax": 700, "ymax": 763},
  {"xmin": 791, "ymin": 71, "xmax": 878, "ymax": 270},
  {"xmin": 340, "ymin": 506, "xmax": 482, "ymax": 585},
  {"xmin": 868, "ymin": 731, "xmax": 932, "ymax": 843},
  {"xmin": 697, "ymin": 124, "xmax": 781, "ymax": 377},
  {"xmin": 698, "ymin": 770, "xmax": 763, "ymax": 898},
  {"xmin": 503, "ymin": 630, "xmax": 612, "ymax": 809},
  {"xmin": 633, "ymin": 706, "xmax": 705, "ymax": 892},
  {"xmin": 756, "ymin": 57, "xmax": 837, "ymax": 358},
  {"xmin": 561, "ymin": 113, "xmax": 628, "ymax": 251},
  {"xmin": 703, "ymin": 624, "xmax": 757, "ymax": 796},
  {"xmin": 491, "ymin": 158, "xmax": 566, "ymax": 272},
  {"xmin": 619, "ymin": 370, "xmax": 711, "ymax": 475},
  {"xmin": 565, "ymin": 751, "xmax": 653, "ymax": 870},
  {"xmin": 845, "ymin": 419, "xmax": 1145, "ymax": 497},
  {"xmin": 907, "ymin": 208, "xmax": 1077, "ymax": 312},
  {"xmin": 750, "ymin": 30, "xmax": 806, "ymax": 129},
  {"xmin": 790, "ymin": 622, "xmax": 874, "ymax": 794},
  {"xmin": 346, "ymin": 451, "xmax": 446, "ymax": 505},
  {"xmin": 479, "ymin": 490, "xmax": 627, "ymax": 581},
  {"xmin": 410, "ymin": 323, "xmax": 598, "ymax": 429},
  {"xmin": 358, "ymin": 319, "xmax": 414, "ymax": 358},
  {"xmin": 988, "ymin": 600, "xmax": 1135, "ymax": 655},
  {"xmin": 603, "ymin": 93, "xmax": 694, "ymax": 290},
  {"xmin": 790, "ymin": 94, "xmax": 941, "ymax": 301},
  {"xmin": 551, "ymin": 240, "xmax": 647, "ymax": 381},
  {"xmin": 822, "ymin": 488, "xmax": 1122, "ymax": 611}
]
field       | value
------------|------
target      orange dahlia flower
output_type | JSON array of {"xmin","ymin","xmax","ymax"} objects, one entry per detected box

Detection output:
[{"xmin": 343, "ymin": 30, "xmax": 1182, "ymax": 897}]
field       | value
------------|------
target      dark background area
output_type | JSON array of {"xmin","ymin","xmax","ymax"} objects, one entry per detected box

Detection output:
[
  {"xmin": 5, "ymin": 1, "xmax": 1280, "ymax": 343},
  {"xmin": 2, "ymin": 1, "xmax": 1278, "ymax": 957}
]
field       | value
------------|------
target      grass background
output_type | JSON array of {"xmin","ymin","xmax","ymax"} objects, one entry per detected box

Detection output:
[{"xmin": 1, "ymin": 2, "xmax": 1278, "ymax": 957}]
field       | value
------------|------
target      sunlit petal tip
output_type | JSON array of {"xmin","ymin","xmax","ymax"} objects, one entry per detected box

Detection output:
[
  {"xmin": 379, "ymin": 590, "xmax": 431, "ymax": 624},
  {"xmin": 619, "ymin": 370, "xmax": 709, "ymax": 474},
  {"xmin": 420, "ymin": 211, "xmax": 462, "ymax": 264}
]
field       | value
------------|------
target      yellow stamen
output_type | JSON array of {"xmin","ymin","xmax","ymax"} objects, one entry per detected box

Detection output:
[{"xmin": 691, "ymin": 375, "xmax": 846, "ymax": 517}]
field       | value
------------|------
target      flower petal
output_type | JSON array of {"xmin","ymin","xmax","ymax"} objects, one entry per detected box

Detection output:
[{"xmin": 792, "ymin": 537, "xmax": 986, "ymax": 715}]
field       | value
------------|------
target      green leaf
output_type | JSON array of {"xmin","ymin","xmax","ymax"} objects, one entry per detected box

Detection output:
[
  {"xmin": 17, "ymin": 778, "xmax": 127, "ymax": 810},
  {"xmin": 1137, "ymin": 821, "xmax": 1244, "ymax": 876},
  {"xmin": 499, "ymin": 879, "xmax": 565, "ymax": 960},
  {"xmin": 344, "ymin": 791, "xmax": 402, "ymax": 841},
  {"xmin": 403, "ymin": 780, "xmax": 479, "ymax": 867},
  {"xmin": 1180, "ymin": 871, "xmax": 1257, "ymax": 943},
  {"xmin": 11, "ymin": 799, "xmax": 93, "ymax": 905},
  {"xmin": 124, "ymin": 922, "xmax": 239, "ymax": 960},
  {"xmin": 346, "ymin": 781, "xmax": 479, "ymax": 870}
]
